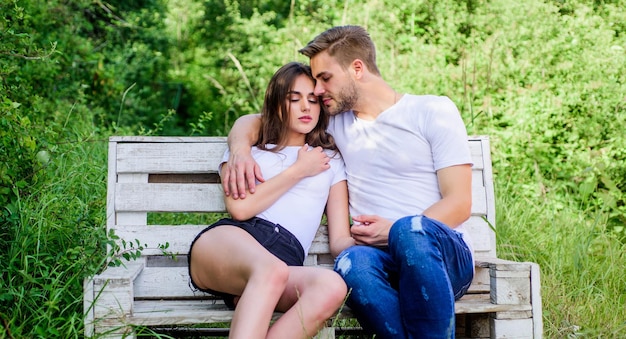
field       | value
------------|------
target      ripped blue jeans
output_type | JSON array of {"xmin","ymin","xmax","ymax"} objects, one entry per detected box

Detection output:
[{"xmin": 334, "ymin": 215, "xmax": 474, "ymax": 339}]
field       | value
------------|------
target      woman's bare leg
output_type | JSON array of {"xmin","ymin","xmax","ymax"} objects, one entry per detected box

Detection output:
[
  {"xmin": 267, "ymin": 267, "xmax": 348, "ymax": 339},
  {"xmin": 189, "ymin": 226, "xmax": 289, "ymax": 339}
]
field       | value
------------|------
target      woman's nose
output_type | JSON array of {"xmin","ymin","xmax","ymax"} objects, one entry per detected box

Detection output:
[{"xmin": 301, "ymin": 100, "xmax": 310, "ymax": 111}]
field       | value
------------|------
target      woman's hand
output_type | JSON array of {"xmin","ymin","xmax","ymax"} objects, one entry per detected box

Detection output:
[{"xmin": 292, "ymin": 144, "xmax": 330, "ymax": 178}]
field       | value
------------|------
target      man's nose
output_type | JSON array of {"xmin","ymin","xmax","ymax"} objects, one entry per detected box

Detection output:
[{"xmin": 314, "ymin": 82, "xmax": 325, "ymax": 96}]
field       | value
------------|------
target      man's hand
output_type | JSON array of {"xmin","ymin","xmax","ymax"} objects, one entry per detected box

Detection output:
[
  {"xmin": 221, "ymin": 151, "xmax": 264, "ymax": 199},
  {"xmin": 350, "ymin": 215, "xmax": 393, "ymax": 247},
  {"xmin": 223, "ymin": 113, "xmax": 263, "ymax": 199}
]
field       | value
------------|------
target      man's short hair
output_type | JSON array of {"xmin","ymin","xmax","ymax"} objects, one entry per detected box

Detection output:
[{"xmin": 299, "ymin": 25, "xmax": 381, "ymax": 76}]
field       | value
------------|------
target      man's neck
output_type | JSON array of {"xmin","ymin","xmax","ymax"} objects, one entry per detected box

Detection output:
[{"xmin": 352, "ymin": 81, "xmax": 398, "ymax": 120}]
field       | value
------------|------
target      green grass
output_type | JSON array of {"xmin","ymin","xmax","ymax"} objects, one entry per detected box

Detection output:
[
  {"xmin": 0, "ymin": 136, "xmax": 109, "ymax": 338},
  {"xmin": 496, "ymin": 179, "xmax": 626, "ymax": 337}
]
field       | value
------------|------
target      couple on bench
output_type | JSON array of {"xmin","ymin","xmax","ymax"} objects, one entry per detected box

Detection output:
[{"xmin": 188, "ymin": 25, "xmax": 474, "ymax": 339}]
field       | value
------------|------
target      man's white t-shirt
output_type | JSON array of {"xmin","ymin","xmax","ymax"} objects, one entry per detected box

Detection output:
[
  {"xmin": 223, "ymin": 145, "xmax": 346, "ymax": 255},
  {"xmin": 327, "ymin": 94, "xmax": 474, "ymax": 249}
]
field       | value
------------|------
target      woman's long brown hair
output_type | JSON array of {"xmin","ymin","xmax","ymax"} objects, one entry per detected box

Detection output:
[{"xmin": 255, "ymin": 62, "xmax": 337, "ymax": 152}]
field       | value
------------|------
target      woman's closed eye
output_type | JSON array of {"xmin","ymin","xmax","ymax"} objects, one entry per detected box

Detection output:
[
  {"xmin": 288, "ymin": 93, "xmax": 302, "ymax": 102},
  {"xmin": 289, "ymin": 93, "xmax": 319, "ymax": 105}
]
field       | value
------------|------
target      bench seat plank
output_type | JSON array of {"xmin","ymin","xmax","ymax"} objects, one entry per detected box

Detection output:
[{"xmin": 98, "ymin": 294, "xmax": 532, "ymax": 328}]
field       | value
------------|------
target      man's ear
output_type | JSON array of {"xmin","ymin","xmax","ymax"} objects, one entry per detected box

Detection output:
[{"xmin": 351, "ymin": 59, "xmax": 365, "ymax": 79}]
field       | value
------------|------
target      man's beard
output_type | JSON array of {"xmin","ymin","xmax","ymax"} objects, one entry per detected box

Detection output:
[{"xmin": 329, "ymin": 81, "xmax": 358, "ymax": 116}]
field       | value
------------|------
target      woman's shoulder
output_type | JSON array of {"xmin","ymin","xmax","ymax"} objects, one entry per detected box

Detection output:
[{"xmin": 325, "ymin": 149, "xmax": 344, "ymax": 168}]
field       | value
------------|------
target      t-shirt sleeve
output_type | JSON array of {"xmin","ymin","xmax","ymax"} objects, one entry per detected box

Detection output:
[
  {"xmin": 425, "ymin": 96, "xmax": 473, "ymax": 170},
  {"xmin": 328, "ymin": 151, "xmax": 347, "ymax": 185},
  {"xmin": 218, "ymin": 149, "xmax": 230, "ymax": 174}
]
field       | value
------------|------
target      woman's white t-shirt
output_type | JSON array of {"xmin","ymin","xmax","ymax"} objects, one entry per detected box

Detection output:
[{"xmin": 223, "ymin": 145, "xmax": 346, "ymax": 255}]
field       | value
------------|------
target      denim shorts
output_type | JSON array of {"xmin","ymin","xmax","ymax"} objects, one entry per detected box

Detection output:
[{"xmin": 188, "ymin": 217, "xmax": 305, "ymax": 308}]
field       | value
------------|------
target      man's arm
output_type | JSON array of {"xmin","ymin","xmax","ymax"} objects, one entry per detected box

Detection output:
[
  {"xmin": 223, "ymin": 114, "xmax": 262, "ymax": 199},
  {"xmin": 422, "ymin": 164, "xmax": 472, "ymax": 227}
]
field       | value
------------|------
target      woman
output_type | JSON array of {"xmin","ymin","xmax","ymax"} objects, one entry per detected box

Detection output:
[{"xmin": 188, "ymin": 62, "xmax": 354, "ymax": 339}]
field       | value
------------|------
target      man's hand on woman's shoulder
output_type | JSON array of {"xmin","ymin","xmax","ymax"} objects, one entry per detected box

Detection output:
[{"xmin": 221, "ymin": 151, "xmax": 264, "ymax": 199}]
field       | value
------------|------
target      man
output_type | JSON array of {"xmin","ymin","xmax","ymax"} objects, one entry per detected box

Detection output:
[{"xmin": 223, "ymin": 25, "xmax": 474, "ymax": 339}]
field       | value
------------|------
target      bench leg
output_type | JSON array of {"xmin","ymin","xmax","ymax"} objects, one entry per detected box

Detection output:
[
  {"xmin": 89, "ymin": 277, "xmax": 137, "ymax": 338},
  {"xmin": 489, "ymin": 261, "xmax": 541, "ymax": 338},
  {"xmin": 490, "ymin": 311, "xmax": 533, "ymax": 339},
  {"xmin": 530, "ymin": 263, "xmax": 543, "ymax": 338},
  {"xmin": 85, "ymin": 278, "xmax": 136, "ymax": 339},
  {"xmin": 85, "ymin": 260, "xmax": 145, "ymax": 338}
]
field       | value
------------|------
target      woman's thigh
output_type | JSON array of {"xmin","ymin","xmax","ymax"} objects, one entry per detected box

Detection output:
[{"xmin": 189, "ymin": 225, "xmax": 283, "ymax": 296}]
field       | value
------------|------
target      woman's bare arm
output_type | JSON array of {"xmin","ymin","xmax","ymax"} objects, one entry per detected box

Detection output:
[{"xmin": 325, "ymin": 180, "xmax": 355, "ymax": 257}]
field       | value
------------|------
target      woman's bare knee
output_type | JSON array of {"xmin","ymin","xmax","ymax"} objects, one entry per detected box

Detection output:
[
  {"xmin": 249, "ymin": 259, "xmax": 290, "ymax": 294},
  {"xmin": 299, "ymin": 270, "xmax": 347, "ymax": 317},
  {"xmin": 316, "ymin": 272, "xmax": 348, "ymax": 315}
]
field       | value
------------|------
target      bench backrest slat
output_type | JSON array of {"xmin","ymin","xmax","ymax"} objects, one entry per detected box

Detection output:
[
  {"xmin": 114, "ymin": 183, "xmax": 225, "ymax": 213},
  {"xmin": 116, "ymin": 141, "xmax": 227, "ymax": 174}
]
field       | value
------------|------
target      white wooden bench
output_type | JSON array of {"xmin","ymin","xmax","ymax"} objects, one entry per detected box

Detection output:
[{"xmin": 84, "ymin": 135, "xmax": 543, "ymax": 338}]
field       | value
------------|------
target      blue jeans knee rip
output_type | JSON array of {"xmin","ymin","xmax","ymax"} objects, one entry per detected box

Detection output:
[
  {"xmin": 410, "ymin": 215, "xmax": 425, "ymax": 233},
  {"xmin": 335, "ymin": 251, "xmax": 353, "ymax": 276}
]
